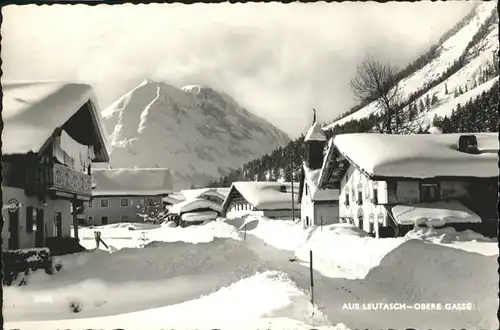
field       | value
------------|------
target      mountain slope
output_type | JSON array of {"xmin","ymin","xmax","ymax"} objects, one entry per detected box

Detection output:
[
  {"xmin": 101, "ymin": 79, "xmax": 290, "ymax": 190},
  {"xmin": 324, "ymin": 1, "xmax": 498, "ymax": 130},
  {"xmin": 210, "ymin": 2, "xmax": 499, "ymax": 187}
]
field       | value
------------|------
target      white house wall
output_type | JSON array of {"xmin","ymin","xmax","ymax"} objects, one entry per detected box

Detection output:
[
  {"xmin": 300, "ymin": 185, "xmax": 314, "ymax": 227},
  {"xmin": 339, "ymin": 165, "xmax": 388, "ymax": 235},
  {"xmin": 85, "ymin": 196, "xmax": 164, "ymax": 225},
  {"xmin": 2, "ymin": 186, "xmax": 72, "ymax": 250}
]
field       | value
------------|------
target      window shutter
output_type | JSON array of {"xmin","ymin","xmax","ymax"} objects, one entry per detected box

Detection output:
[{"xmin": 26, "ymin": 206, "xmax": 34, "ymax": 233}]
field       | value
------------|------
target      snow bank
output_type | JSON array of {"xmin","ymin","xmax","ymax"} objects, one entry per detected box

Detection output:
[
  {"xmin": 249, "ymin": 217, "xmax": 308, "ymax": 251},
  {"xmin": 405, "ymin": 226, "xmax": 496, "ymax": 243},
  {"xmin": 405, "ymin": 226, "xmax": 498, "ymax": 256},
  {"xmin": 358, "ymin": 239, "xmax": 498, "ymax": 329},
  {"xmin": 3, "ymin": 237, "xmax": 268, "ymax": 321},
  {"xmin": 78, "ymin": 220, "xmax": 242, "ymax": 251},
  {"xmin": 334, "ymin": 133, "xmax": 499, "ymax": 178},
  {"xmin": 295, "ymin": 224, "xmax": 404, "ymax": 279},
  {"xmin": 392, "ymin": 200, "xmax": 482, "ymax": 226},
  {"xmin": 5, "ymin": 271, "xmax": 347, "ymax": 330}
]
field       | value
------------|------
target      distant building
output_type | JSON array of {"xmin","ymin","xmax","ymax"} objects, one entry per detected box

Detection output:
[
  {"xmin": 298, "ymin": 117, "xmax": 340, "ymax": 228},
  {"xmin": 221, "ymin": 181, "xmax": 300, "ymax": 219},
  {"xmin": 85, "ymin": 168, "xmax": 173, "ymax": 225},
  {"xmin": 317, "ymin": 133, "xmax": 499, "ymax": 237},
  {"xmin": 2, "ymin": 81, "xmax": 109, "ymax": 250}
]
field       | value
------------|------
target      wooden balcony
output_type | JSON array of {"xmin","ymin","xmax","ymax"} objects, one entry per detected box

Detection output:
[{"xmin": 26, "ymin": 163, "xmax": 92, "ymax": 200}]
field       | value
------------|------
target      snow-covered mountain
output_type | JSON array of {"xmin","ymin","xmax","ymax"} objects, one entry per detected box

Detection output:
[
  {"xmin": 324, "ymin": 1, "xmax": 499, "ymax": 131},
  {"xmin": 101, "ymin": 80, "xmax": 290, "ymax": 190}
]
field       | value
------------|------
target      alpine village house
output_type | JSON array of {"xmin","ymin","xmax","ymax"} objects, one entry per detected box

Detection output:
[
  {"xmin": 84, "ymin": 168, "xmax": 173, "ymax": 225},
  {"xmin": 298, "ymin": 113, "xmax": 340, "ymax": 228},
  {"xmin": 2, "ymin": 81, "xmax": 110, "ymax": 252},
  {"xmin": 316, "ymin": 132, "xmax": 499, "ymax": 238}
]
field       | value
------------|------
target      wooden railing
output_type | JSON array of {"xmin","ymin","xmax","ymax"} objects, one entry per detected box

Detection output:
[{"xmin": 26, "ymin": 164, "xmax": 92, "ymax": 198}]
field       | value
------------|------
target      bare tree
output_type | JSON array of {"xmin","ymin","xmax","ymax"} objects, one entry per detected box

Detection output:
[{"xmin": 349, "ymin": 55, "xmax": 412, "ymax": 134}]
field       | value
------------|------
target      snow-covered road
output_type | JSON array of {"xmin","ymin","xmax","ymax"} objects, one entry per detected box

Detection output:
[{"xmin": 245, "ymin": 234, "xmax": 497, "ymax": 330}]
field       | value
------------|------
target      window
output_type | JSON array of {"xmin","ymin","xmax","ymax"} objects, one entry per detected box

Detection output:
[
  {"xmin": 101, "ymin": 216, "xmax": 109, "ymax": 225},
  {"xmin": 121, "ymin": 215, "xmax": 129, "ymax": 222},
  {"xmin": 372, "ymin": 188, "xmax": 379, "ymax": 204},
  {"xmin": 26, "ymin": 206, "xmax": 34, "ymax": 233},
  {"xmin": 100, "ymin": 199, "xmax": 109, "ymax": 208},
  {"xmin": 420, "ymin": 183, "xmax": 439, "ymax": 202},
  {"xmin": 89, "ymin": 200, "xmax": 93, "ymax": 208},
  {"xmin": 305, "ymin": 216, "xmax": 310, "ymax": 226},
  {"xmin": 357, "ymin": 190, "xmax": 363, "ymax": 205},
  {"xmin": 146, "ymin": 198, "xmax": 154, "ymax": 207},
  {"xmin": 121, "ymin": 198, "xmax": 129, "ymax": 207},
  {"xmin": 88, "ymin": 216, "xmax": 94, "ymax": 225},
  {"xmin": 279, "ymin": 185, "xmax": 287, "ymax": 193},
  {"xmin": 345, "ymin": 192, "xmax": 350, "ymax": 206}
]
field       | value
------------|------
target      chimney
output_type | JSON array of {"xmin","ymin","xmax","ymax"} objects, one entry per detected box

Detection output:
[{"xmin": 457, "ymin": 135, "xmax": 479, "ymax": 154}]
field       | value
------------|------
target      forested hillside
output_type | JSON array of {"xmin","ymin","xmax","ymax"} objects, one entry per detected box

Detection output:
[{"xmin": 208, "ymin": 4, "xmax": 499, "ymax": 188}]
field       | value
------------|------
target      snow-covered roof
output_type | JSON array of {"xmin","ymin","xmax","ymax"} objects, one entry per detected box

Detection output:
[
  {"xmin": 223, "ymin": 181, "xmax": 300, "ymax": 213},
  {"xmin": 333, "ymin": 133, "xmax": 499, "ymax": 179},
  {"xmin": 168, "ymin": 198, "xmax": 222, "ymax": 215},
  {"xmin": 2, "ymin": 81, "xmax": 110, "ymax": 160},
  {"xmin": 303, "ymin": 163, "xmax": 339, "ymax": 201},
  {"xmin": 304, "ymin": 122, "xmax": 327, "ymax": 142},
  {"xmin": 92, "ymin": 168, "xmax": 173, "ymax": 196},
  {"xmin": 180, "ymin": 187, "xmax": 229, "ymax": 201},
  {"xmin": 163, "ymin": 194, "xmax": 185, "ymax": 205},
  {"xmin": 391, "ymin": 200, "xmax": 481, "ymax": 226}
]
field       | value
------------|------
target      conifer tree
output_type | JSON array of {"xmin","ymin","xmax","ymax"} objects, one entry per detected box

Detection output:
[{"xmin": 419, "ymin": 99, "xmax": 426, "ymax": 113}]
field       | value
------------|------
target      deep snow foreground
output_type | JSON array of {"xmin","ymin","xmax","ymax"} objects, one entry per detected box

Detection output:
[
  {"xmin": 4, "ymin": 228, "xmax": 267, "ymax": 321},
  {"xmin": 6, "ymin": 271, "xmax": 349, "ymax": 330}
]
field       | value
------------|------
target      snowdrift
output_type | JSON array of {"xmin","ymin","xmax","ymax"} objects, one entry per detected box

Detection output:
[
  {"xmin": 355, "ymin": 239, "xmax": 498, "ymax": 329},
  {"xmin": 181, "ymin": 211, "xmax": 219, "ymax": 222},
  {"xmin": 295, "ymin": 224, "xmax": 403, "ymax": 279},
  {"xmin": 5, "ymin": 271, "xmax": 342, "ymax": 330},
  {"xmin": 3, "ymin": 237, "xmax": 269, "ymax": 321}
]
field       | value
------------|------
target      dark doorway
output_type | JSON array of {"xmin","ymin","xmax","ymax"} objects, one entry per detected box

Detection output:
[
  {"xmin": 35, "ymin": 208, "xmax": 45, "ymax": 247},
  {"xmin": 8, "ymin": 209, "xmax": 20, "ymax": 250},
  {"xmin": 101, "ymin": 216, "xmax": 109, "ymax": 225},
  {"xmin": 55, "ymin": 212, "xmax": 63, "ymax": 237}
]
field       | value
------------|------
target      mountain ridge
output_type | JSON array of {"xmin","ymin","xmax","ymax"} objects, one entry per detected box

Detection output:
[{"xmin": 101, "ymin": 79, "xmax": 291, "ymax": 190}]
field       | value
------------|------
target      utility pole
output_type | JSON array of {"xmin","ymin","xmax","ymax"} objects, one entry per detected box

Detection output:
[{"xmin": 290, "ymin": 149, "xmax": 295, "ymax": 221}]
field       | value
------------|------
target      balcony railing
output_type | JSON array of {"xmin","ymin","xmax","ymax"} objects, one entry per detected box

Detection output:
[{"xmin": 27, "ymin": 163, "xmax": 92, "ymax": 198}]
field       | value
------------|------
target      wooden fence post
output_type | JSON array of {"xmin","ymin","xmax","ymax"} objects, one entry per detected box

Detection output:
[{"xmin": 309, "ymin": 250, "xmax": 314, "ymax": 306}]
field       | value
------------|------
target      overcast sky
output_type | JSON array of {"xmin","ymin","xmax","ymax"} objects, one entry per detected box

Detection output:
[{"xmin": 2, "ymin": 2, "xmax": 477, "ymax": 138}]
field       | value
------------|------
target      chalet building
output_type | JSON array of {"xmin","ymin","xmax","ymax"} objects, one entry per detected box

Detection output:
[
  {"xmin": 298, "ymin": 117, "xmax": 340, "ymax": 228},
  {"xmin": 317, "ymin": 132, "xmax": 499, "ymax": 237},
  {"xmin": 2, "ymin": 81, "xmax": 110, "ymax": 250},
  {"xmin": 221, "ymin": 181, "xmax": 300, "ymax": 219},
  {"xmin": 85, "ymin": 168, "xmax": 173, "ymax": 225}
]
